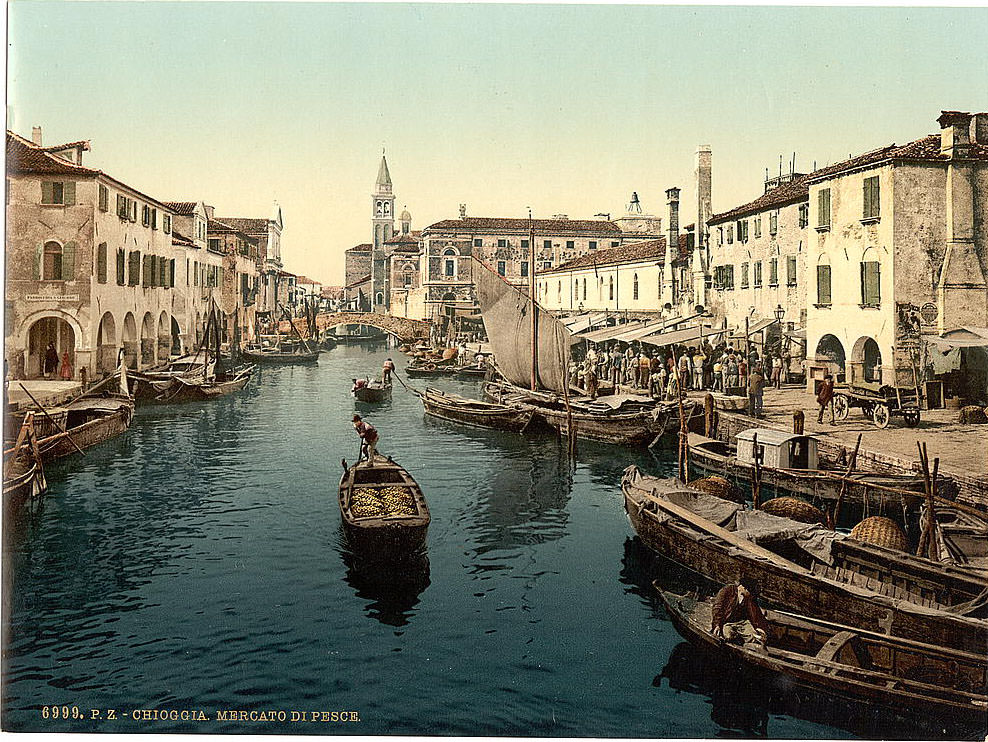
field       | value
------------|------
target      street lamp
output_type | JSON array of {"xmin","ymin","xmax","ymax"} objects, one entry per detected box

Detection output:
[{"xmin": 774, "ymin": 304, "xmax": 785, "ymax": 323}]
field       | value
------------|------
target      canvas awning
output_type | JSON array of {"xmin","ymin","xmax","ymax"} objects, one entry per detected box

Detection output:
[
  {"xmin": 578, "ymin": 321, "xmax": 645, "ymax": 343},
  {"xmin": 639, "ymin": 324, "xmax": 732, "ymax": 348},
  {"xmin": 562, "ymin": 312, "xmax": 609, "ymax": 334},
  {"xmin": 729, "ymin": 317, "xmax": 777, "ymax": 339},
  {"xmin": 925, "ymin": 327, "xmax": 988, "ymax": 349}
]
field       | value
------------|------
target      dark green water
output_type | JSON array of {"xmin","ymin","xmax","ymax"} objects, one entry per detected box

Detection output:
[{"xmin": 1, "ymin": 344, "xmax": 968, "ymax": 738}]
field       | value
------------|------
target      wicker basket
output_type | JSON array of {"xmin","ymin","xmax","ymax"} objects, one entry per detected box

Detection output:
[
  {"xmin": 958, "ymin": 405, "xmax": 988, "ymax": 424},
  {"xmin": 689, "ymin": 476, "xmax": 744, "ymax": 503},
  {"xmin": 760, "ymin": 496, "xmax": 827, "ymax": 525},
  {"xmin": 850, "ymin": 516, "xmax": 908, "ymax": 552}
]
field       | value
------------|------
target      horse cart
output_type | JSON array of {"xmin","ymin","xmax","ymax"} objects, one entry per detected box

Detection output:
[{"xmin": 833, "ymin": 382, "xmax": 922, "ymax": 429}]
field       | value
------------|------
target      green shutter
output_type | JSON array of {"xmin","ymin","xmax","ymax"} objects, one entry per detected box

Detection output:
[
  {"xmin": 41, "ymin": 181, "xmax": 54, "ymax": 204},
  {"xmin": 97, "ymin": 243, "xmax": 107, "ymax": 283},
  {"xmin": 61, "ymin": 242, "xmax": 76, "ymax": 280},
  {"xmin": 63, "ymin": 181, "xmax": 76, "ymax": 206},
  {"xmin": 117, "ymin": 249, "xmax": 126, "ymax": 285}
]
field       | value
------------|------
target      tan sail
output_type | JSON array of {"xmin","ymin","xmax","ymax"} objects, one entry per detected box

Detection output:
[{"xmin": 473, "ymin": 257, "xmax": 570, "ymax": 394}]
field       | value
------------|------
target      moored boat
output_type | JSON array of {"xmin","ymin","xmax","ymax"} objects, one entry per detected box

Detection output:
[
  {"xmin": 242, "ymin": 345, "xmax": 319, "ymax": 364},
  {"xmin": 622, "ymin": 466, "xmax": 988, "ymax": 653},
  {"xmin": 422, "ymin": 387, "xmax": 535, "ymax": 432},
  {"xmin": 657, "ymin": 588, "xmax": 988, "ymax": 725},
  {"xmin": 405, "ymin": 361, "xmax": 455, "ymax": 378},
  {"xmin": 338, "ymin": 454, "xmax": 430, "ymax": 554}
]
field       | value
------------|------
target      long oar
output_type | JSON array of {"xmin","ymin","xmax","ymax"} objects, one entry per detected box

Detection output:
[{"xmin": 17, "ymin": 383, "xmax": 86, "ymax": 456}]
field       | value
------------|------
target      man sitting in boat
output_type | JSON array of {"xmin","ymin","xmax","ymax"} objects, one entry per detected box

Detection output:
[
  {"xmin": 352, "ymin": 414, "xmax": 379, "ymax": 465},
  {"xmin": 711, "ymin": 582, "xmax": 770, "ymax": 644}
]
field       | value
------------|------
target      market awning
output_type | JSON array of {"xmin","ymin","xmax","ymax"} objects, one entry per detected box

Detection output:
[
  {"xmin": 639, "ymin": 324, "xmax": 733, "ymax": 348},
  {"xmin": 728, "ymin": 317, "xmax": 777, "ymax": 339},
  {"xmin": 925, "ymin": 327, "xmax": 988, "ymax": 349},
  {"xmin": 562, "ymin": 312, "xmax": 609, "ymax": 334},
  {"xmin": 578, "ymin": 321, "xmax": 645, "ymax": 343}
]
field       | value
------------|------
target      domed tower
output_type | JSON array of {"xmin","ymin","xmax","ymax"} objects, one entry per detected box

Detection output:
[{"xmin": 400, "ymin": 206, "xmax": 412, "ymax": 235}]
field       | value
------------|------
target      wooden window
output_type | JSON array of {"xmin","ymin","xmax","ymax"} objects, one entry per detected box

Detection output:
[
  {"xmin": 754, "ymin": 217, "xmax": 762, "ymax": 239},
  {"xmin": 98, "ymin": 184, "xmax": 109, "ymax": 212},
  {"xmin": 860, "ymin": 260, "xmax": 881, "ymax": 306},
  {"xmin": 96, "ymin": 242, "xmax": 108, "ymax": 283},
  {"xmin": 543, "ymin": 240, "xmax": 552, "ymax": 249},
  {"xmin": 497, "ymin": 239, "xmax": 507, "ymax": 248},
  {"xmin": 116, "ymin": 248, "xmax": 126, "ymax": 285},
  {"xmin": 787, "ymin": 256, "xmax": 797, "ymax": 285},
  {"xmin": 818, "ymin": 189, "xmax": 831, "ymax": 228},
  {"xmin": 740, "ymin": 262, "xmax": 749, "ymax": 289},
  {"xmin": 163, "ymin": 214, "xmax": 171, "ymax": 234},
  {"xmin": 41, "ymin": 181, "xmax": 75, "ymax": 205},
  {"xmin": 521, "ymin": 239, "xmax": 529, "ymax": 249},
  {"xmin": 117, "ymin": 194, "xmax": 128, "ymax": 219},
  {"xmin": 817, "ymin": 264, "xmax": 832, "ymax": 305},
  {"xmin": 610, "ymin": 241, "xmax": 619, "ymax": 248},
  {"xmin": 496, "ymin": 260, "xmax": 506, "ymax": 276},
  {"xmin": 798, "ymin": 203, "xmax": 809, "ymax": 229},
  {"xmin": 128, "ymin": 251, "xmax": 141, "ymax": 286},
  {"xmin": 473, "ymin": 238, "xmax": 483, "ymax": 247},
  {"xmin": 151, "ymin": 208, "xmax": 157, "ymax": 230},
  {"xmin": 727, "ymin": 225, "xmax": 734, "ymax": 244},
  {"xmin": 769, "ymin": 258, "xmax": 779, "ymax": 286},
  {"xmin": 608, "ymin": 276, "xmax": 614, "ymax": 300},
  {"xmin": 589, "ymin": 241, "xmax": 597, "ymax": 250},
  {"xmin": 753, "ymin": 261, "xmax": 763, "ymax": 288},
  {"xmin": 130, "ymin": 200, "xmax": 137, "ymax": 222},
  {"xmin": 566, "ymin": 240, "xmax": 574, "ymax": 249},
  {"xmin": 444, "ymin": 258, "xmax": 455, "ymax": 277},
  {"xmin": 863, "ymin": 176, "xmax": 880, "ymax": 220},
  {"xmin": 769, "ymin": 212, "xmax": 778, "ymax": 236},
  {"xmin": 724, "ymin": 265, "xmax": 735, "ymax": 290},
  {"xmin": 143, "ymin": 254, "xmax": 153, "ymax": 286},
  {"xmin": 582, "ymin": 278, "xmax": 587, "ymax": 300},
  {"xmin": 633, "ymin": 273, "xmax": 639, "ymax": 300},
  {"xmin": 41, "ymin": 241, "xmax": 62, "ymax": 279},
  {"xmin": 520, "ymin": 262, "xmax": 528, "ymax": 277}
]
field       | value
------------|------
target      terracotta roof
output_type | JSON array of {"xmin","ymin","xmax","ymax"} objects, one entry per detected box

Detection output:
[
  {"xmin": 710, "ymin": 175, "xmax": 810, "ymax": 224},
  {"xmin": 807, "ymin": 133, "xmax": 988, "ymax": 184},
  {"xmin": 207, "ymin": 219, "xmax": 258, "ymax": 244},
  {"xmin": 171, "ymin": 230, "xmax": 196, "ymax": 247},
  {"xmin": 6, "ymin": 131, "xmax": 99, "ymax": 176},
  {"xmin": 541, "ymin": 235, "xmax": 689, "ymax": 274},
  {"xmin": 213, "ymin": 217, "xmax": 269, "ymax": 235},
  {"xmin": 295, "ymin": 275, "xmax": 322, "ymax": 286},
  {"xmin": 347, "ymin": 243, "xmax": 372, "ymax": 252},
  {"xmin": 278, "ymin": 269, "xmax": 297, "ymax": 278},
  {"xmin": 163, "ymin": 201, "xmax": 198, "ymax": 215},
  {"xmin": 384, "ymin": 232, "xmax": 420, "ymax": 246},
  {"xmin": 41, "ymin": 140, "xmax": 90, "ymax": 152},
  {"xmin": 424, "ymin": 216, "xmax": 622, "ymax": 235},
  {"xmin": 345, "ymin": 273, "xmax": 371, "ymax": 289}
]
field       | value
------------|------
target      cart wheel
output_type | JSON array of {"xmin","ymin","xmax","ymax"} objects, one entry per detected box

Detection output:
[
  {"xmin": 872, "ymin": 403, "xmax": 891, "ymax": 429},
  {"xmin": 833, "ymin": 394, "xmax": 850, "ymax": 421},
  {"xmin": 903, "ymin": 410, "xmax": 920, "ymax": 427}
]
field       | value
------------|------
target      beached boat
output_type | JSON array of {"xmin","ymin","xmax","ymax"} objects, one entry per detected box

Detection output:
[
  {"xmin": 422, "ymin": 387, "xmax": 535, "ymax": 432},
  {"xmin": 338, "ymin": 454, "xmax": 430, "ymax": 554},
  {"xmin": 2, "ymin": 415, "xmax": 47, "ymax": 514},
  {"xmin": 485, "ymin": 381, "xmax": 683, "ymax": 446},
  {"xmin": 621, "ymin": 467, "xmax": 988, "ymax": 653},
  {"xmin": 658, "ymin": 588, "xmax": 988, "ymax": 724},
  {"xmin": 688, "ymin": 430, "xmax": 931, "ymax": 511},
  {"xmin": 352, "ymin": 377, "xmax": 392, "ymax": 403}
]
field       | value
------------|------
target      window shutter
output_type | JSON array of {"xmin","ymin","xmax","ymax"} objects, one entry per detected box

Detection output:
[
  {"xmin": 61, "ymin": 242, "xmax": 76, "ymax": 280},
  {"xmin": 117, "ymin": 249, "xmax": 126, "ymax": 285},
  {"xmin": 41, "ymin": 181, "xmax": 54, "ymax": 204},
  {"xmin": 170, "ymin": 259, "xmax": 176, "ymax": 288},
  {"xmin": 63, "ymin": 181, "xmax": 76, "ymax": 206},
  {"xmin": 34, "ymin": 243, "xmax": 43, "ymax": 279},
  {"xmin": 97, "ymin": 242, "xmax": 107, "ymax": 283}
]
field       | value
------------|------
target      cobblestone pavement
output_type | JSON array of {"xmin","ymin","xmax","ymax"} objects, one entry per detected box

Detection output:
[{"xmin": 743, "ymin": 384, "xmax": 988, "ymax": 479}]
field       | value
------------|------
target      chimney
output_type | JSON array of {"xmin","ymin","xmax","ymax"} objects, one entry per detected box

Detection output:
[
  {"xmin": 666, "ymin": 187, "xmax": 681, "ymax": 257},
  {"xmin": 970, "ymin": 113, "xmax": 988, "ymax": 144},
  {"xmin": 31, "ymin": 126, "xmax": 42, "ymax": 146},
  {"xmin": 695, "ymin": 146, "xmax": 712, "ymax": 250},
  {"xmin": 938, "ymin": 110, "xmax": 973, "ymax": 157}
]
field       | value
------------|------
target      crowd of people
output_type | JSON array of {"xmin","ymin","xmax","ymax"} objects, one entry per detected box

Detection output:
[{"xmin": 569, "ymin": 340, "xmax": 795, "ymax": 418}]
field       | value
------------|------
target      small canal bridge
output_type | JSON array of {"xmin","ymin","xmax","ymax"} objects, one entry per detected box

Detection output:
[{"xmin": 280, "ymin": 311, "xmax": 431, "ymax": 342}]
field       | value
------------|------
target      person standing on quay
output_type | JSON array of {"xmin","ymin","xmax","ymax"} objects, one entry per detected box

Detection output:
[
  {"xmin": 610, "ymin": 344, "xmax": 623, "ymax": 387},
  {"xmin": 639, "ymin": 351, "xmax": 651, "ymax": 390},
  {"xmin": 584, "ymin": 359, "xmax": 599, "ymax": 400},
  {"xmin": 59, "ymin": 351, "xmax": 73, "ymax": 381},
  {"xmin": 43, "ymin": 342, "xmax": 59, "ymax": 379},
  {"xmin": 748, "ymin": 363, "xmax": 765, "ymax": 418},
  {"xmin": 816, "ymin": 373, "xmax": 836, "ymax": 424}
]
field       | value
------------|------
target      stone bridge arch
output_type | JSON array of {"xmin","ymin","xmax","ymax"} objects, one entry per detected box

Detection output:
[{"xmin": 279, "ymin": 312, "xmax": 431, "ymax": 342}]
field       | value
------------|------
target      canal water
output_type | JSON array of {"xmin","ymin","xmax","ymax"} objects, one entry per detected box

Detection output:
[{"xmin": 1, "ymin": 344, "xmax": 961, "ymax": 738}]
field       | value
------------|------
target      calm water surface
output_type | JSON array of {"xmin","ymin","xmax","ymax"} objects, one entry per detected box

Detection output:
[{"xmin": 1, "ymin": 344, "xmax": 963, "ymax": 738}]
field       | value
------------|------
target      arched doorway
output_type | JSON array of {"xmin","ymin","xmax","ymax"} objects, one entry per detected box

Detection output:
[
  {"xmin": 27, "ymin": 316, "xmax": 75, "ymax": 378},
  {"xmin": 157, "ymin": 312, "xmax": 170, "ymax": 363},
  {"xmin": 96, "ymin": 312, "xmax": 117, "ymax": 375},
  {"xmin": 122, "ymin": 313, "xmax": 138, "ymax": 369},
  {"xmin": 814, "ymin": 334, "xmax": 846, "ymax": 382},
  {"xmin": 140, "ymin": 312, "xmax": 155, "ymax": 368},
  {"xmin": 851, "ymin": 336, "xmax": 883, "ymax": 385},
  {"xmin": 171, "ymin": 318, "xmax": 183, "ymax": 355}
]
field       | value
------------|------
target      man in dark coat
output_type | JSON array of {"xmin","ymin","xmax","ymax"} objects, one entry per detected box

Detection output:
[
  {"xmin": 43, "ymin": 343, "xmax": 59, "ymax": 378},
  {"xmin": 711, "ymin": 582, "xmax": 770, "ymax": 642},
  {"xmin": 817, "ymin": 372, "xmax": 836, "ymax": 424}
]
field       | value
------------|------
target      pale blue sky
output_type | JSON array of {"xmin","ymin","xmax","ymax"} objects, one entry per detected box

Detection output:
[{"xmin": 8, "ymin": 2, "xmax": 988, "ymax": 283}]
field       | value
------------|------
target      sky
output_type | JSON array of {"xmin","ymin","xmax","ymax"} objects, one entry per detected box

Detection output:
[{"xmin": 7, "ymin": 2, "xmax": 988, "ymax": 285}]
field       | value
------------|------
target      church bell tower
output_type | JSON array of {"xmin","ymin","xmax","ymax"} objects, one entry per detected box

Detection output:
[{"xmin": 371, "ymin": 152, "xmax": 395, "ymax": 310}]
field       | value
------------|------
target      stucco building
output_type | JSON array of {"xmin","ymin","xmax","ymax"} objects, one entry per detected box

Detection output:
[{"xmin": 213, "ymin": 207, "xmax": 284, "ymax": 320}]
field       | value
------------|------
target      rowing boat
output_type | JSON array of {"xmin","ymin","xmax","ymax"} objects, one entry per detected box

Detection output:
[
  {"xmin": 658, "ymin": 587, "xmax": 988, "ymax": 724},
  {"xmin": 338, "ymin": 454, "xmax": 430, "ymax": 554},
  {"xmin": 422, "ymin": 387, "xmax": 535, "ymax": 432},
  {"xmin": 622, "ymin": 466, "xmax": 988, "ymax": 653},
  {"xmin": 352, "ymin": 378, "xmax": 392, "ymax": 403}
]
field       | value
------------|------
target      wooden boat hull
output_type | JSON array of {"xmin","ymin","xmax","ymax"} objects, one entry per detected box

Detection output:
[
  {"xmin": 352, "ymin": 384, "xmax": 392, "ymax": 403},
  {"xmin": 422, "ymin": 389, "xmax": 535, "ymax": 432},
  {"xmin": 622, "ymin": 468, "xmax": 988, "ymax": 654},
  {"xmin": 36, "ymin": 403, "xmax": 133, "ymax": 463},
  {"xmin": 242, "ymin": 348, "xmax": 319, "ymax": 364},
  {"xmin": 2, "ymin": 457, "xmax": 46, "ymax": 514},
  {"xmin": 338, "ymin": 455, "xmax": 430, "ymax": 556},
  {"xmin": 405, "ymin": 365, "xmax": 454, "ymax": 379},
  {"xmin": 688, "ymin": 434, "xmax": 928, "ymax": 510},
  {"xmin": 658, "ymin": 589, "xmax": 988, "ymax": 724}
]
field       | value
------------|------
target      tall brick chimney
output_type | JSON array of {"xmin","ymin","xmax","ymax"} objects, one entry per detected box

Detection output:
[
  {"xmin": 31, "ymin": 126, "xmax": 42, "ymax": 146},
  {"xmin": 666, "ymin": 187, "xmax": 681, "ymax": 253},
  {"xmin": 695, "ymin": 146, "xmax": 712, "ymax": 249}
]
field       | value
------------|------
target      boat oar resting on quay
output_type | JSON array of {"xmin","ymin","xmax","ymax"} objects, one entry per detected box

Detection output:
[
  {"xmin": 621, "ymin": 466, "xmax": 988, "ymax": 654},
  {"xmin": 421, "ymin": 387, "xmax": 535, "ymax": 433},
  {"xmin": 338, "ymin": 454, "xmax": 430, "ymax": 556},
  {"xmin": 658, "ymin": 588, "xmax": 988, "ymax": 724}
]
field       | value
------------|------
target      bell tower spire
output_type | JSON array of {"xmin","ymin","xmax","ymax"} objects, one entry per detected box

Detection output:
[{"xmin": 371, "ymin": 150, "xmax": 396, "ymax": 311}]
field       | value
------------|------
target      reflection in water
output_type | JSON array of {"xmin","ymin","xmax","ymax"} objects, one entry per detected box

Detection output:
[{"xmin": 341, "ymin": 546, "xmax": 430, "ymax": 627}]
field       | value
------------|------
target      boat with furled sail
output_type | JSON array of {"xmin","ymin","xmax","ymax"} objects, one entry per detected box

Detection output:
[{"xmin": 473, "ymin": 255, "xmax": 681, "ymax": 447}]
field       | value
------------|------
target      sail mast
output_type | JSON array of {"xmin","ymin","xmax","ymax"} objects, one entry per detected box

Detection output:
[{"xmin": 529, "ymin": 208, "xmax": 537, "ymax": 392}]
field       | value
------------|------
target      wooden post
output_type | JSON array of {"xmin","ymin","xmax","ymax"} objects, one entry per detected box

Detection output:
[
  {"xmin": 829, "ymin": 433, "xmax": 862, "ymax": 529},
  {"xmin": 704, "ymin": 393, "xmax": 715, "ymax": 437},
  {"xmin": 793, "ymin": 409, "xmax": 804, "ymax": 435},
  {"xmin": 529, "ymin": 212, "xmax": 538, "ymax": 392},
  {"xmin": 751, "ymin": 431, "xmax": 761, "ymax": 508}
]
